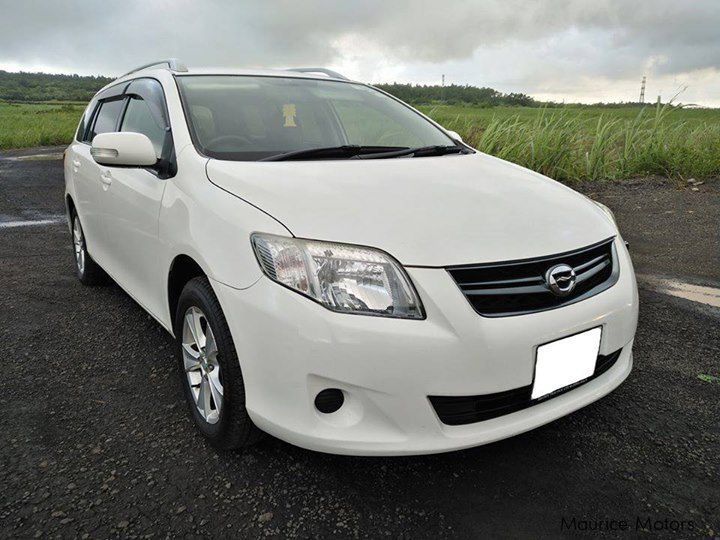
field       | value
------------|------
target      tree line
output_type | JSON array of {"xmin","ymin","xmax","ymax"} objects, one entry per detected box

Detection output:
[
  {"xmin": 0, "ymin": 70, "xmax": 538, "ymax": 106},
  {"xmin": 0, "ymin": 71, "xmax": 113, "ymax": 102},
  {"xmin": 0, "ymin": 70, "xmax": 656, "ymax": 108},
  {"xmin": 374, "ymin": 83, "xmax": 537, "ymax": 106}
]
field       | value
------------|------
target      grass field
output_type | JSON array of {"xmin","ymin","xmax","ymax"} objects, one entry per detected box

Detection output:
[
  {"xmin": 2, "ymin": 100, "xmax": 719, "ymax": 182},
  {"xmin": 0, "ymin": 102, "xmax": 85, "ymax": 149},
  {"xmin": 420, "ymin": 104, "xmax": 720, "ymax": 182}
]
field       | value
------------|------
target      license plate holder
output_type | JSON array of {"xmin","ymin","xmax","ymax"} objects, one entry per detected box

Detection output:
[{"xmin": 531, "ymin": 327, "xmax": 602, "ymax": 400}]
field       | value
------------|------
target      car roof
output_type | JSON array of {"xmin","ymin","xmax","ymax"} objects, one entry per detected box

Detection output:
[
  {"xmin": 98, "ymin": 62, "xmax": 356, "ymax": 95},
  {"xmin": 176, "ymin": 67, "xmax": 352, "ymax": 81}
]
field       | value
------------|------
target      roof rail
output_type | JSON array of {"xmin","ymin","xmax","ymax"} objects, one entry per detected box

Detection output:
[
  {"xmin": 286, "ymin": 67, "xmax": 349, "ymax": 81},
  {"xmin": 119, "ymin": 58, "xmax": 188, "ymax": 79}
]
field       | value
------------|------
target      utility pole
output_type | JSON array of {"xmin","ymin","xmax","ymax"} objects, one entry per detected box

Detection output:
[
  {"xmin": 639, "ymin": 76, "xmax": 646, "ymax": 104},
  {"xmin": 441, "ymin": 74, "xmax": 445, "ymax": 103}
]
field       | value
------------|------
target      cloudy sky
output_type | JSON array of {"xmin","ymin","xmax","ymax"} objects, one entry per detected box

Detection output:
[{"xmin": 2, "ymin": 0, "xmax": 719, "ymax": 105}]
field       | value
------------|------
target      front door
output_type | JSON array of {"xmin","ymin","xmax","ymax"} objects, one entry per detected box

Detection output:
[
  {"xmin": 72, "ymin": 96, "xmax": 126, "ymax": 267},
  {"xmin": 96, "ymin": 78, "xmax": 173, "ymax": 320}
]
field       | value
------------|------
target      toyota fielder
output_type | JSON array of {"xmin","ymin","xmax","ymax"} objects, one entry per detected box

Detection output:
[{"xmin": 64, "ymin": 60, "xmax": 638, "ymax": 455}]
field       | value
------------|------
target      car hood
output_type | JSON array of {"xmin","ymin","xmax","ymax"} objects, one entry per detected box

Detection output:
[{"xmin": 206, "ymin": 153, "xmax": 616, "ymax": 266}]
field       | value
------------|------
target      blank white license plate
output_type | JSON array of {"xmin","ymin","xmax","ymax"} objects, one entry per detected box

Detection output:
[{"xmin": 531, "ymin": 327, "xmax": 602, "ymax": 399}]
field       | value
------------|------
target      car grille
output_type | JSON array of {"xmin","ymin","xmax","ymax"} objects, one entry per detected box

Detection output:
[
  {"xmin": 429, "ymin": 348, "xmax": 623, "ymax": 426},
  {"xmin": 446, "ymin": 237, "xmax": 618, "ymax": 317}
]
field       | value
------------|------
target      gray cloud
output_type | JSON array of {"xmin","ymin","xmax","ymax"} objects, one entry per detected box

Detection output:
[{"xmin": 1, "ymin": 0, "xmax": 719, "ymax": 104}]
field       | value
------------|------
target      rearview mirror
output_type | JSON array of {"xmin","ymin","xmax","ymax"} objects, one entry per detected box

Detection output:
[
  {"xmin": 91, "ymin": 132, "xmax": 157, "ymax": 167},
  {"xmin": 446, "ymin": 130, "xmax": 464, "ymax": 143}
]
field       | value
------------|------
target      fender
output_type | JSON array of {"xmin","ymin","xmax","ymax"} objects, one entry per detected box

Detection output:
[{"xmin": 158, "ymin": 147, "xmax": 291, "ymax": 327}]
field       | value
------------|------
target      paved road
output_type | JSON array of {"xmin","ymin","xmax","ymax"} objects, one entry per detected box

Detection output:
[{"xmin": 1, "ymin": 148, "xmax": 718, "ymax": 538}]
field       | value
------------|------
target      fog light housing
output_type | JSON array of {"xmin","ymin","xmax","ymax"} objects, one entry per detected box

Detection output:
[{"xmin": 314, "ymin": 388, "xmax": 344, "ymax": 414}]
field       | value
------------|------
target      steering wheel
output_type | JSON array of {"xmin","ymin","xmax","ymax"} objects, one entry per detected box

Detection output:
[{"xmin": 205, "ymin": 134, "xmax": 252, "ymax": 150}]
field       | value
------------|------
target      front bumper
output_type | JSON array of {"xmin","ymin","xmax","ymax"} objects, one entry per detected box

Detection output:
[{"xmin": 213, "ymin": 238, "xmax": 638, "ymax": 456}]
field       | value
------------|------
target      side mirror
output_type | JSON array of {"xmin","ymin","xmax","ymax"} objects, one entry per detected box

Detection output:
[
  {"xmin": 446, "ymin": 130, "xmax": 463, "ymax": 143},
  {"xmin": 91, "ymin": 132, "xmax": 157, "ymax": 167}
]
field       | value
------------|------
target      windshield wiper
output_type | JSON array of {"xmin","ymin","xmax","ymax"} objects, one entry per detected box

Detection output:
[
  {"xmin": 259, "ymin": 145, "xmax": 409, "ymax": 162},
  {"xmin": 357, "ymin": 145, "xmax": 470, "ymax": 159}
]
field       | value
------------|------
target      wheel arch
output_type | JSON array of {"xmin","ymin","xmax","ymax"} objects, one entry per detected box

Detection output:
[
  {"xmin": 65, "ymin": 194, "xmax": 76, "ymax": 231},
  {"xmin": 65, "ymin": 193, "xmax": 76, "ymax": 215},
  {"xmin": 167, "ymin": 254, "xmax": 208, "ymax": 334}
]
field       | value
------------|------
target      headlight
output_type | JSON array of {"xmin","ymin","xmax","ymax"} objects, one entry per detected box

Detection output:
[
  {"xmin": 593, "ymin": 201, "xmax": 617, "ymax": 225},
  {"xmin": 251, "ymin": 233, "xmax": 424, "ymax": 319}
]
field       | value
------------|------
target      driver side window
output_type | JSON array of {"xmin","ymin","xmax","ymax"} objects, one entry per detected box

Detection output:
[
  {"xmin": 121, "ymin": 97, "xmax": 167, "ymax": 158},
  {"xmin": 88, "ymin": 98, "xmax": 125, "ymax": 142},
  {"xmin": 119, "ymin": 78, "xmax": 175, "ymax": 177}
]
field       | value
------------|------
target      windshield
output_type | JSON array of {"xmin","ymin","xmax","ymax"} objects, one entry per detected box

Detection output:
[{"xmin": 176, "ymin": 75, "xmax": 456, "ymax": 161}]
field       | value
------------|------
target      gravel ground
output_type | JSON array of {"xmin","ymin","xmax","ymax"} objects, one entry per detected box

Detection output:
[
  {"xmin": 0, "ymin": 149, "xmax": 718, "ymax": 538},
  {"xmin": 580, "ymin": 177, "xmax": 720, "ymax": 285}
]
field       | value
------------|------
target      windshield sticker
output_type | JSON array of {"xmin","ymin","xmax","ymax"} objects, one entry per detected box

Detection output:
[{"xmin": 282, "ymin": 104, "xmax": 297, "ymax": 127}]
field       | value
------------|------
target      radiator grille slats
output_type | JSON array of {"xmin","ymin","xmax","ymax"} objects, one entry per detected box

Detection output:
[{"xmin": 447, "ymin": 238, "xmax": 618, "ymax": 317}]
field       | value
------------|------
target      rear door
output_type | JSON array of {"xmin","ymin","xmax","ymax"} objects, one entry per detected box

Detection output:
[{"xmin": 97, "ymin": 78, "xmax": 173, "ymax": 319}]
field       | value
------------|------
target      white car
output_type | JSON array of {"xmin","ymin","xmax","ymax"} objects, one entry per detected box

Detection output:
[{"xmin": 64, "ymin": 59, "xmax": 638, "ymax": 456}]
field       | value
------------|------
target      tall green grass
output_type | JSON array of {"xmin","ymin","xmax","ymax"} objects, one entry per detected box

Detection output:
[
  {"xmin": 0, "ymin": 102, "xmax": 84, "ymax": 149},
  {"xmin": 2, "ymin": 100, "xmax": 719, "ymax": 182},
  {"xmin": 425, "ymin": 103, "xmax": 720, "ymax": 182}
]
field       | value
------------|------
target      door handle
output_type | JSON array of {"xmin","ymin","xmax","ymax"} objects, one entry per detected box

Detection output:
[
  {"xmin": 72, "ymin": 160, "xmax": 81, "ymax": 167},
  {"xmin": 100, "ymin": 172, "xmax": 113, "ymax": 186}
]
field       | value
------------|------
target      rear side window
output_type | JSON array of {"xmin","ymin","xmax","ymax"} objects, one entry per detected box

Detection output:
[
  {"xmin": 89, "ymin": 99, "xmax": 125, "ymax": 142},
  {"xmin": 75, "ymin": 98, "xmax": 97, "ymax": 142},
  {"xmin": 120, "ymin": 97, "xmax": 167, "ymax": 158}
]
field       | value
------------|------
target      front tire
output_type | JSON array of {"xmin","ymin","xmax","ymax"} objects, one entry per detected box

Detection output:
[
  {"xmin": 71, "ymin": 212, "xmax": 107, "ymax": 285},
  {"xmin": 175, "ymin": 277, "xmax": 263, "ymax": 450}
]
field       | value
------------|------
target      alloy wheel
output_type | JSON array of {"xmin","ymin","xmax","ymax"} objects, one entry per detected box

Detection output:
[
  {"xmin": 182, "ymin": 306, "xmax": 223, "ymax": 424},
  {"xmin": 73, "ymin": 217, "xmax": 85, "ymax": 274}
]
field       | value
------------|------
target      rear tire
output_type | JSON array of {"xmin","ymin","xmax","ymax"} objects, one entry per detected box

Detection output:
[
  {"xmin": 175, "ymin": 276, "xmax": 263, "ymax": 450},
  {"xmin": 71, "ymin": 212, "xmax": 107, "ymax": 286}
]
